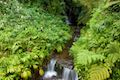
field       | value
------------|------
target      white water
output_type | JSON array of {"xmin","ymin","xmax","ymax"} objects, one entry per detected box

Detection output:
[
  {"xmin": 43, "ymin": 59, "xmax": 78, "ymax": 80},
  {"xmin": 43, "ymin": 59, "xmax": 57, "ymax": 79},
  {"xmin": 62, "ymin": 68, "xmax": 71, "ymax": 80},
  {"xmin": 62, "ymin": 68, "xmax": 78, "ymax": 80},
  {"xmin": 70, "ymin": 70, "xmax": 78, "ymax": 80},
  {"xmin": 43, "ymin": 71, "xmax": 57, "ymax": 79},
  {"xmin": 48, "ymin": 59, "xmax": 56, "ymax": 71}
]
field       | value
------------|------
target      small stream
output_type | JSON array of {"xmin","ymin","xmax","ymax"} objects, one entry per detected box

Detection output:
[
  {"xmin": 42, "ymin": 21, "xmax": 80, "ymax": 80},
  {"xmin": 31, "ymin": 22, "xmax": 81, "ymax": 80},
  {"xmin": 43, "ymin": 59, "xmax": 57, "ymax": 80},
  {"xmin": 41, "ymin": 1, "xmax": 82, "ymax": 79},
  {"xmin": 31, "ymin": 6, "xmax": 81, "ymax": 80},
  {"xmin": 43, "ymin": 59, "xmax": 78, "ymax": 80}
]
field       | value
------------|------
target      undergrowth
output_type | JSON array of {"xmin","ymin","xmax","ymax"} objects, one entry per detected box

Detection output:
[
  {"xmin": 70, "ymin": 0, "xmax": 120, "ymax": 80},
  {"xmin": 0, "ymin": 0, "xmax": 71, "ymax": 79}
]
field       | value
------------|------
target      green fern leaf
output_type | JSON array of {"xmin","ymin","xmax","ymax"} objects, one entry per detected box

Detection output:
[
  {"xmin": 74, "ymin": 50, "xmax": 105, "ymax": 66},
  {"xmin": 87, "ymin": 64, "xmax": 111, "ymax": 80}
]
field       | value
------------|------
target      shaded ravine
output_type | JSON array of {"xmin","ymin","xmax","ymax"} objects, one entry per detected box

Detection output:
[
  {"xmin": 42, "ymin": 21, "xmax": 81, "ymax": 80},
  {"xmin": 30, "ymin": 23, "xmax": 81, "ymax": 80},
  {"xmin": 31, "ymin": 1, "xmax": 83, "ymax": 79},
  {"xmin": 40, "ymin": 1, "xmax": 83, "ymax": 79},
  {"xmin": 32, "ymin": 21, "xmax": 81, "ymax": 80}
]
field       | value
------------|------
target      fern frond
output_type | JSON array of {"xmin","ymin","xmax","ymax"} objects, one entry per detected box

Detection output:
[
  {"xmin": 104, "ymin": 0, "xmax": 120, "ymax": 9},
  {"xmin": 104, "ymin": 41, "xmax": 120, "ymax": 66},
  {"xmin": 105, "ymin": 53, "xmax": 120, "ymax": 67},
  {"xmin": 87, "ymin": 64, "xmax": 111, "ymax": 80},
  {"xmin": 107, "ymin": 41, "xmax": 120, "ymax": 54},
  {"xmin": 74, "ymin": 50, "xmax": 105, "ymax": 66}
]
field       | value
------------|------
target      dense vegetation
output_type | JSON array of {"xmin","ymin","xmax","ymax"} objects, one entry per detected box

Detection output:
[
  {"xmin": 0, "ymin": 0, "xmax": 71, "ymax": 79},
  {"xmin": 0, "ymin": 0, "xmax": 120, "ymax": 80},
  {"xmin": 70, "ymin": 0, "xmax": 120, "ymax": 80}
]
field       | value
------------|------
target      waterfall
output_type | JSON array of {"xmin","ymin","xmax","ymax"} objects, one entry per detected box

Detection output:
[
  {"xmin": 70, "ymin": 70, "xmax": 78, "ymax": 80},
  {"xmin": 43, "ymin": 59, "xmax": 78, "ymax": 80},
  {"xmin": 43, "ymin": 59, "xmax": 57, "ymax": 79},
  {"xmin": 48, "ymin": 59, "xmax": 56, "ymax": 71},
  {"xmin": 62, "ymin": 68, "xmax": 71, "ymax": 80},
  {"xmin": 62, "ymin": 68, "xmax": 78, "ymax": 80}
]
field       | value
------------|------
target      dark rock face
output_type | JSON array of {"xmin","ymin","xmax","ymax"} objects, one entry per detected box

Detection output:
[{"xmin": 64, "ymin": 0, "xmax": 82, "ymax": 26}]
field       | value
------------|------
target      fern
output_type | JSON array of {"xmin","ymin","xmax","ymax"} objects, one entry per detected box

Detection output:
[
  {"xmin": 73, "ymin": 50, "xmax": 105, "ymax": 66},
  {"xmin": 87, "ymin": 64, "xmax": 112, "ymax": 80},
  {"xmin": 0, "ymin": 0, "xmax": 71, "ymax": 79},
  {"xmin": 104, "ymin": 41, "xmax": 120, "ymax": 66},
  {"xmin": 70, "ymin": 0, "xmax": 120, "ymax": 80}
]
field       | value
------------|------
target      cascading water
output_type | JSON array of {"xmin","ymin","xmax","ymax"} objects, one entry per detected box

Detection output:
[
  {"xmin": 48, "ymin": 59, "xmax": 56, "ymax": 71},
  {"xmin": 43, "ymin": 59, "xmax": 57, "ymax": 79},
  {"xmin": 70, "ymin": 70, "xmax": 78, "ymax": 80},
  {"xmin": 43, "ymin": 58, "xmax": 78, "ymax": 80},
  {"xmin": 62, "ymin": 68, "xmax": 78, "ymax": 80},
  {"xmin": 62, "ymin": 68, "xmax": 71, "ymax": 80}
]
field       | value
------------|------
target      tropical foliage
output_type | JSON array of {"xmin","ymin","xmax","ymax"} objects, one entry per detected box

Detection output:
[
  {"xmin": 18, "ymin": 0, "xmax": 66, "ymax": 16},
  {"xmin": 0, "ymin": 0, "xmax": 71, "ymax": 79},
  {"xmin": 70, "ymin": 0, "xmax": 120, "ymax": 80},
  {"xmin": 0, "ymin": 0, "xmax": 120, "ymax": 80}
]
